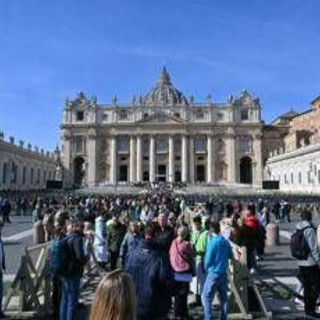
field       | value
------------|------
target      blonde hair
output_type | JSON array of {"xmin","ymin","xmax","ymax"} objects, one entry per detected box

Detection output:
[
  {"xmin": 89, "ymin": 269, "xmax": 136, "ymax": 320},
  {"xmin": 177, "ymin": 225, "xmax": 189, "ymax": 240}
]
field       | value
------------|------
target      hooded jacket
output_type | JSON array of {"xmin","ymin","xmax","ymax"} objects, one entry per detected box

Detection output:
[{"xmin": 296, "ymin": 220, "xmax": 320, "ymax": 267}]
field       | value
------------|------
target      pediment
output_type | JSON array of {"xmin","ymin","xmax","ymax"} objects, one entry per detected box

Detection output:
[{"xmin": 136, "ymin": 112, "xmax": 187, "ymax": 124}]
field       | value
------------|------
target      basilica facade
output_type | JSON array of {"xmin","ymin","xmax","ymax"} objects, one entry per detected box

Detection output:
[{"xmin": 61, "ymin": 68, "xmax": 265, "ymax": 188}]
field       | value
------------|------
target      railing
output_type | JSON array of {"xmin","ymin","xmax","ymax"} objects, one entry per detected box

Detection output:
[
  {"xmin": 3, "ymin": 240, "xmax": 103, "ymax": 318},
  {"xmin": 3, "ymin": 235, "xmax": 271, "ymax": 319},
  {"xmin": 228, "ymin": 242, "xmax": 272, "ymax": 319}
]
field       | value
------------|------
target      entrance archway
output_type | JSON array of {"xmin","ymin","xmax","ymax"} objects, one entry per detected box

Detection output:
[
  {"xmin": 73, "ymin": 156, "xmax": 85, "ymax": 187},
  {"xmin": 157, "ymin": 165, "xmax": 166, "ymax": 182},
  {"xmin": 143, "ymin": 171, "xmax": 149, "ymax": 182},
  {"xmin": 175, "ymin": 171, "xmax": 181, "ymax": 182},
  {"xmin": 119, "ymin": 165, "xmax": 128, "ymax": 182},
  {"xmin": 196, "ymin": 165, "xmax": 205, "ymax": 182},
  {"xmin": 240, "ymin": 156, "xmax": 252, "ymax": 184}
]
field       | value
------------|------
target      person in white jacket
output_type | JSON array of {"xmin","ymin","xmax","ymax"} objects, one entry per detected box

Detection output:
[{"xmin": 94, "ymin": 213, "xmax": 109, "ymax": 270}]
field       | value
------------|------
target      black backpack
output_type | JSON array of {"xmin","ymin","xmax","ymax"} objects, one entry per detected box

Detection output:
[{"xmin": 290, "ymin": 226, "xmax": 313, "ymax": 260}]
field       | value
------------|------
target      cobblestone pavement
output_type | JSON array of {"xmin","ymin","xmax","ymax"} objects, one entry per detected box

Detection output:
[{"xmin": 2, "ymin": 215, "xmax": 33, "ymax": 275}]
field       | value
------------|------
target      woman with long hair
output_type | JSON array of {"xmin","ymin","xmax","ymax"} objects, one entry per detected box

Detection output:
[{"xmin": 89, "ymin": 269, "xmax": 136, "ymax": 320}]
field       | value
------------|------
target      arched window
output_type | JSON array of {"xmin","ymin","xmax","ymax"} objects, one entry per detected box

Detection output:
[{"xmin": 196, "ymin": 109, "xmax": 205, "ymax": 119}]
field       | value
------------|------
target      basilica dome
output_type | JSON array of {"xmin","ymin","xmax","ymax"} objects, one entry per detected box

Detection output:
[{"xmin": 144, "ymin": 67, "xmax": 189, "ymax": 106}]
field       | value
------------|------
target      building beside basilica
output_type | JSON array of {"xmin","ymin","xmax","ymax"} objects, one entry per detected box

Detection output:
[
  {"xmin": 61, "ymin": 68, "xmax": 268, "ymax": 188},
  {"xmin": 0, "ymin": 132, "xmax": 57, "ymax": 191},
  {"xmin": 266, "ymin": 97, "xmax": 320, "ymax": 193}
]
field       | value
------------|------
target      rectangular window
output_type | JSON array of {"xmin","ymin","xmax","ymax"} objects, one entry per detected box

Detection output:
[
  {"xmin": 2, "ymin": 163, "xmax": 7, "ymax": 184},
  {"xmin": 291, "ymin": 173, "xmax": 294, "ymax": 184},
  {"xmin": 174, "ymin": 138, "xmax": 181, "ymax": 151},
  {"xmin": 76, "ymin": 111, "xmax": 84, "ymax": 121},
  {"xmin": 308, "ymin": 171, "xmax": 311, "ymax": 184},
  {"xmin": 217, "ymin": 112, "xmax": 224, "ymax": 121},
  {"xmin": 195, "ymin": 137, "xmax": 206, "ymax": 152},
  {"xmin": 37, "ymin": 169, "xmax": 41, "ymax": 184},
  {"xmin": 119, "ymin": 111, "xmax": 128, "ymax": 120},
  {"xmin": 318, "ymin": 170, "xmax": 320, "ymax": 184},
  {"xmin": 174, "ymin": 113, "xmax": 180, "ymax": 118},
  {"xmin": 102, "ymin": 113, "xmax": 108, "ymax": 121},
  {"xmin": 299, "ymin": 172, "xmax": 302, "ymax": 184},
  {"xmin": 240, "ymin": 137, "xmax": 252, "ymax": 152},
  {"xmin": 23, "ymin": 167, "xmax": 27, "ymax": 185},
  {"xmin": 142, "ymin": 138, "xmax": 149, "ymax": 152},
  {"xmin": 75, "ymin": 136, "xmax": 83, "ymax": 154},
  {"xmin": 156, "ymin": 138, "xmax": 168, "ymax": 152},
  {"xmin": 217, "ymin": 138, "xmax": 225, "ymax": 152},
  {"xmin": 118, "ymin": 136, "xmax": 129, "ymax": 152},
  {"xmin": 12, "ymin": 163, "xmax": 17, "ymax": 183},
  {"xmin": 195, "ymin": 110, "xmax": 205, "ymax": 119},
  {"xmin": 241, "ymin": 109, "xmax": 249, "ymax": 120},
  {"xmin": 30, "ymin": 168, "xmax": 34, "ymax": 184}
]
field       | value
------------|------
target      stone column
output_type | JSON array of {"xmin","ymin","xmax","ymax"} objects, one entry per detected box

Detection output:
[
  {"xmin": 253, "ymin": 133, "xmax": 263, "ymax": 185},
  {"xmin": 110, "ymin": 135, "xmax": 117, "ymax": 184},
  {"xmin": 129, "ymin": 136, "xmax": 136, "ymax": 182},
  {"xmin": 227, "ymin": 132, "xmax": 236, "ymax": 183},
  {"xmin": 168, "ymin": 135, "xmax": 174, "ymax": 183},
  {"xmin": 189, "ymin": 136, "xmax": 195, "ymax": 183},
  {"xmin": 212, "ymin": 136, "xmax": 216, "ymax": 182},
  {"xmin": 181, "ymin": 134, "xmax": 188, "ymax": 182},
  {"xmin": 149, "ymin": 135, "xmax": 155, "ymax": 182},
  {"xmin": 207, "ymin": 134, "xmax": 213, "ymax": 183},
  {"xmin": 136, "ymin": 134, "xmax": 142, "ymax": 182},
  {"xmin": 62, "ymin": 130, "xmax": 72, "ymax": 188},
  {"xmin": 87, "ymin": 131, "xmax": 97, "ymax": 186}
]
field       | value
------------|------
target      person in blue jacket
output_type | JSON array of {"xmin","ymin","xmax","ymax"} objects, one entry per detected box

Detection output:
[{"xmin": 202, "ymin": 222, "xmax": 233, "ymax": 320}]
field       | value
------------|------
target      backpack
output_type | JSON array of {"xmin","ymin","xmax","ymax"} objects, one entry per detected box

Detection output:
[
  {"xmin": 50, "ymin": 235, "xmax": 73, "ymax": 276},
  {"xmin": 290, "ymin": 226, "xmax": 313, "ymax": 260}
]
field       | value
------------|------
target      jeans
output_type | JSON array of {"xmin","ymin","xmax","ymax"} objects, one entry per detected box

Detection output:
[
  {"xmin": 195, "ymin": 259, "xmax": 206, "ymax": 302},
  {"xmin": 174, "ymin": 281, "xmax": 190, "ymax": 318},
  {"xmin": 110, "ymin": 250, "xmax": 119, "ymax": 271},
  {"xmin": 60, "ymin": 275, "xmax": 81, "ymax": 320},
  {"xmin": 202, "ymin": 272, "xmax": 228, "ymax": 320},
  {"xmin": 52, "ymin": 275, "xmax": 61, "ymax": 320}
]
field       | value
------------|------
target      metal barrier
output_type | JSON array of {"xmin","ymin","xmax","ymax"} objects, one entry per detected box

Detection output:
[
  {"xmin": 3, "ymin": 238, "xmax": 271, "ymax": 319},
  {"xmin": 3, "ymin": 241, "xmax": 103, "ymax": 319}
]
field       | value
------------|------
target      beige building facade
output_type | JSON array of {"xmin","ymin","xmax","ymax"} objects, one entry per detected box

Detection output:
[
  {"xmin": 266, "ymin": 97, "xmax": 320, "ymax": 193},
  {"xmin": 0, "ymin": 132, "xmax": 56, "ymax": 191},
  {"xmin": 61, "ymin": 68, "xmax": 265, "ymax": 188}
]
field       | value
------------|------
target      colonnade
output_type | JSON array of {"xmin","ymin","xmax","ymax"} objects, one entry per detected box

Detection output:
[{"xmin": 105, "ymin": 133, "xmax": 246, "ymax": 184}]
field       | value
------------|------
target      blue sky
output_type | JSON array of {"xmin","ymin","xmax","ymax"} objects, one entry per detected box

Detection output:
[{"xmin": 1, "ymin": 0, "xmax": 320, "ymax": 151}]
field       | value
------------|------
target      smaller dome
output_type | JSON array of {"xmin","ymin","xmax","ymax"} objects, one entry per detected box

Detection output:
[{"xmin": 144, "ymin": 67, "xmax": 189, "ymax": 106}]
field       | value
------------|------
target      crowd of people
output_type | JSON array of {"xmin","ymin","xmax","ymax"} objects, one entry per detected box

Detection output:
[{"xmin": 14, "ymin": 188, "xmax": 283, "ymax": 320}]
